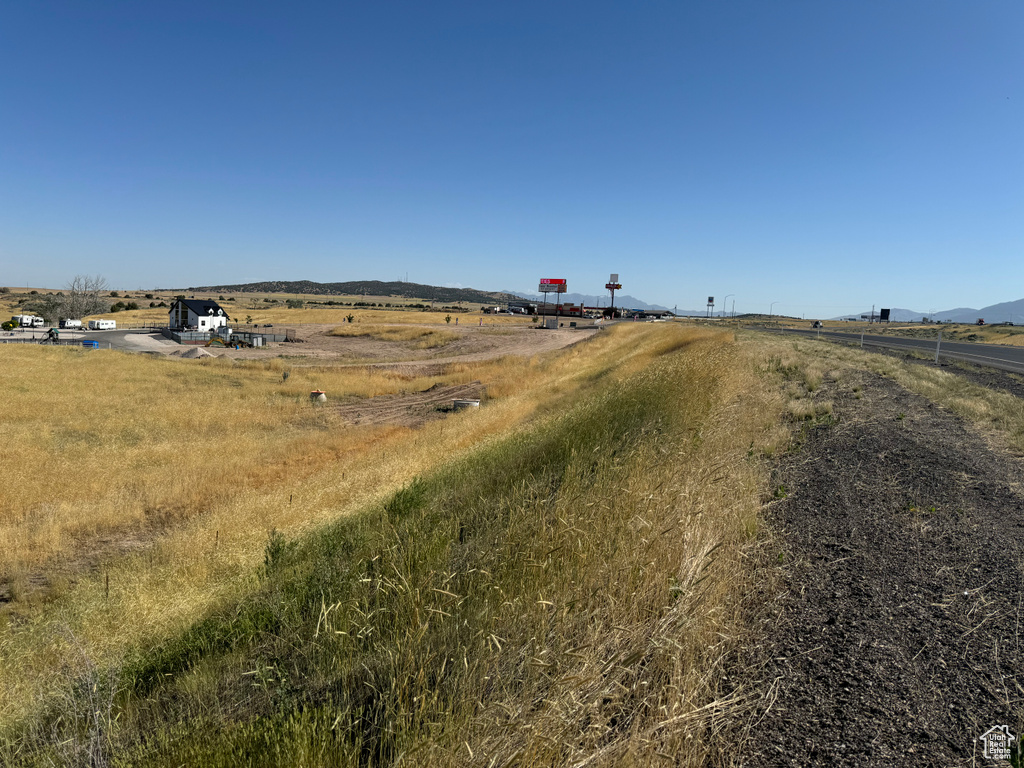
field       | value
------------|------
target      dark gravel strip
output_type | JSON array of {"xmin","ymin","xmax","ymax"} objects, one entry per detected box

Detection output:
[{"xmin": 743, "ymin": 372, "xmax": 1024, "ymax": 767}]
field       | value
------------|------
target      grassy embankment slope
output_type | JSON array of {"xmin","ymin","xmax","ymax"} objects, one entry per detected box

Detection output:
[{"xmin": 2, "ymin": 324, "xmax": 787, "ymax": 766}]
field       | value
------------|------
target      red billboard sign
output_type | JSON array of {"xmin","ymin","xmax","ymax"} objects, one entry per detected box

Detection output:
[{"xmin": 538, "ymin": 278, "xmax": 567, "ymax": 293}]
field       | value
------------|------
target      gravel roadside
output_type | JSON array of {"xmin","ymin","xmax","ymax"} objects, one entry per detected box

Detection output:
[{"xmin": 742, "ymin": 369, "xmax": 1024, "ymax": 766}]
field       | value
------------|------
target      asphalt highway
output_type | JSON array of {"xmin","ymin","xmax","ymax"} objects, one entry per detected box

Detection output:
[
  {"xmin": 766, "ymin": 327, "xmax": 1024, "ymax": 374},
  {"xmin": 0, "ymin": 328, "xmax": 173, "ymax": 352}
]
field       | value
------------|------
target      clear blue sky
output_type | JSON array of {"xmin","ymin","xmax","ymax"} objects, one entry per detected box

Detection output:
[{"xmin": 2, "ymin": 1, "xmax": 1021, "ymax": 316}]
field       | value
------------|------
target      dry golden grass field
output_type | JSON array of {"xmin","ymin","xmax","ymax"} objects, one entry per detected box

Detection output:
[
  {"xmin": 0, "ymin": 286, "xmax": 534, "ymax": 330},
  {"xmin": 8, "ymin": 307, "xmax": 1024, "ymax": 766},
  {"xmin": 1, "ymin": 319, "xmax": 801, "ymax": 766}
]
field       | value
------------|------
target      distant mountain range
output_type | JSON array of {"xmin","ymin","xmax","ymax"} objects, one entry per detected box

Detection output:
[
  {"xmin": 512, "ymin": 291, "xmax": 676, "ymax": 313},
  {"xmin": 832, "ymin": 298, "xmax": 1024, "ymax": 324},
  {"xmin": 181, "ymin": 279, "xmax": 684, "ymax": 313}
]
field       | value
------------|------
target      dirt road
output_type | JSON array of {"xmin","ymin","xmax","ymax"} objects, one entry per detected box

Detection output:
[
  {"xmin": 330, "ymin": 381, "xmax": 485, "ymax": 427},
  {"xmin": 744, "ymin": 370, "xmax": 1024, "ymax": 766},
  {"xmin": 170, "ymin": 323, "xmax": 598, "ymax": 367}
]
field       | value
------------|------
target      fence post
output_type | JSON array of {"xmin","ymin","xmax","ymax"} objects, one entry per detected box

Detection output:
[{"xmin": 935, "ymin": 329, "xmax": 942, "ymax": 364}]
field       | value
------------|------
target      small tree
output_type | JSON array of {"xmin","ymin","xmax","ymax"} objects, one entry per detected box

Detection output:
[
  {"xmin": 45, "ymin": 275, "xmax": 110, "ymax": 321},
  {"xmin": 445, "ymin": 315, "xmax": 452, "ymax": 324}
]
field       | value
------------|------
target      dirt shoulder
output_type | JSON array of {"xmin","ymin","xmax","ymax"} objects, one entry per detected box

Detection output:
[
  {"xmin": 742, "ymin": 369, "xmax": 1024, "ymax": 766},
  {"xmin": 168, "ymin": 323, "xmax": 598, "ymax": 367}
]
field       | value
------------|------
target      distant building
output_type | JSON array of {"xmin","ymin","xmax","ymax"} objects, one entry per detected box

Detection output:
[
  {"xmin": 169, "ymin": 299, "xmax": 230, "ymax": 332},
  {"xmin": 507, "ymin": 300, "xmax": 538, "ymax": 314}
]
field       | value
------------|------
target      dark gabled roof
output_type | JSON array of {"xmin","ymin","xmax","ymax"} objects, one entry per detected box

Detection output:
[{"xmin": 171, "ymin": 298, "xmax": 230, "ymax": 320}]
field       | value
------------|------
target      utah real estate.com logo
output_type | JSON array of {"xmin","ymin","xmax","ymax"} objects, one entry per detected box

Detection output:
[{"xmin": 979, "ymin": 725, "xmax": 1016, "ymax": 761}]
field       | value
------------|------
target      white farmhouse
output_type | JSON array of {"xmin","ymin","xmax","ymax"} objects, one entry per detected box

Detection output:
[{"xmin": 169, "ymin": 299, "xmax": 230, "ymax": 332}]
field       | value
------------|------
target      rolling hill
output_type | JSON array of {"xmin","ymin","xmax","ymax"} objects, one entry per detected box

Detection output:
[{"xmin": 181, "ymin": 280, "xmax": 516, "ymax": 305}]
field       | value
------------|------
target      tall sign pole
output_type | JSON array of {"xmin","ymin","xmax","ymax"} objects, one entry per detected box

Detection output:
[
  {"xmin": 707, "ymin": 296, "xmax": 715, "ymax": 318},
  {"xmin": 605, "ymin": 274, "xmax": 621, "ymax": 318},
  {"xmin": 538, "ymin": 278, "xmax": 568, "ymax": 324}
]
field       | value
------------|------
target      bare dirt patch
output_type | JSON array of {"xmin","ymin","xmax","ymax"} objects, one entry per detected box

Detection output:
[
  {"xmin": 741, "ymin": 370, "xmax": 1024, "ymax": 765},
  {"xmin": 329, "ymin": 381, "xmax": 486, "ymax": 427},
  {"xmin": 1, "ymin": 523, "xmax": 164, "ymax": 611},
  {"xmin": 164, "ymin": 323, "xmax": 598, "ymax": 367}
]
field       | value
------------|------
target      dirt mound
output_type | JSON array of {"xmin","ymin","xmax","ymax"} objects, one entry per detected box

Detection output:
[
  {"xmin": 331, "ymin": 382, "xmax": 485, "ymax": 427},
  {"xmin": 743, "ymin": 371, "xmax": 1024, "ymax": 766},
  {"xmin": 180, "ymin": 347, "xmax": 215, "ymax": 359}
]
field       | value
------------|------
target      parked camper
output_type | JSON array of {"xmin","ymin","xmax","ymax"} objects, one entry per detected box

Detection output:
[
  {"xmin": 60, "ymin": 319, "xmax": 83, "ymax": 329},
  {"xmin": 12, "ymin": 314, "xmax": 44, "ymax": 327},
  {"xmin": 88, "ymin": 319, "xmax": 116, "ymax": 330}
]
